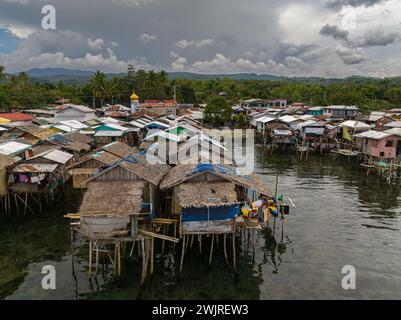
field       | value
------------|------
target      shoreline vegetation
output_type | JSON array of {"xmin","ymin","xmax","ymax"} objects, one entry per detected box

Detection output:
[{"xmin": 2, "ymin": 64, "xmax": 401, "ymax": 114}]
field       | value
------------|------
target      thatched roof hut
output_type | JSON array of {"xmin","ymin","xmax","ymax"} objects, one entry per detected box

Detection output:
[
  {"xmin": 79, "ymin": 181, "xmax": 145, "ymax": 216},
  {"xmin": 101, "ymin": 141, "xmax": 137, "ymax": 158},
  {"xmin": 160, "ymin": 163, "xmax": 270, "ymax": 195},
  {"xmin": 176, "ymin": 181, "xmax": 238, "ymax": 208}
]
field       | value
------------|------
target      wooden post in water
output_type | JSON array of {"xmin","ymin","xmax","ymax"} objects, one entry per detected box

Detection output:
[
  {"xmin": 209, "ymin": 234, "xmax": 215, "ymax": 265},
  {"xmin": 88, "ymin": 240, "xmax": 92, "ymax": 277},
  {"xmin": 180, "ymin": 235, "xmax": 186, "ymax": 272},
  {"xmin": 141, "ymin": 238, "xmax": 146, "ymax": 284},
  {"xmin": 150, "ymin": 238, "xmax": 154, "ymax": 275},
  {"xmin": 232, "ymin": 231, "xmax": 236, "ymax": 270},
  {"xmin": 198, "ymin": 235, "xmax": 202, "ymax": 254},
  {"xmin": 223, "ymin": 234, "xmax": 228, "ymax": 264}
]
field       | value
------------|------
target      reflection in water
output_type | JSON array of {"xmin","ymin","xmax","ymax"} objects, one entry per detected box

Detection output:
[{"xmin": 2, "ymin": 149, "xmax": 401, "ymax": 299}]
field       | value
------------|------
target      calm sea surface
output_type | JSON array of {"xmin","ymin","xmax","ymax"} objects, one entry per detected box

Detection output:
[{"xmin": 1, "ymin": 148, "xmax": 401, "ymax": 299}]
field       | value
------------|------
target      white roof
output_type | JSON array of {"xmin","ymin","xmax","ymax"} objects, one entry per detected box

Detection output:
[
  {"xmin": 58, "ymin": 104, "xmax": 94, "ymax": 113},
  {"xmin": 30, "ymin": 149, "xmax": 73, "ymax": 164},
  {"xmin": 102, "ymin": 123, "xmax": 128, "ymax": 132},
  {"xmin": 189, "ymin": 111, "xmax": 204, "ymax": 120},
  {"xmin": 384, "ymin": 128, "xmax": 401, "ymax": 137},
  {"xmin": 308, "ymin": 106, "xmax": 323, "ymax": 111},
  {"xmin": 129, "ymin": 120, "xmax": 145, "ymax": 128},
  {"xmin": 188, "ymin": 133, "xmax": 228, "ymax": 151},
  {"xmin": 273, "ymin": 129, "xmax": 292, "ymax": 136},
  {"xmin": 0, "ymin": 126, "xmax": 8, "ymax": 132},
  {"xmin": 340, "ymin": 120, "xmax": 371, "ymax": 129},
  {"xmin": 145, "ymin": 121, "xmax": 170, "ymax": 128},
  {"xmin": 296, "ymin": 120, "xmax": 319, "ymax": 129},
  {"xmin": 278, "ymin": 115, "xmax": 298, "ymax": 123},
  {"xmin": 256, "ymin": 116, "xmax": 276, "ymax": 123},
  {"xmin": 144, "ymin": 131, "xmax": 181, "ymax": 142},
  {"xmin": 354, "ymin": 130, "xmax": 391, "ymax": 140},
  {"xmin": 0, "ymin": 141, "xmax": 31, "ymax": 156},
  {"xmin": 384, "ymin": 121, "xmax": 401, "ymax": 128},
  {"xmin": 298, "ymin": 115, "xmax": 315, "ymax": 120},
  {"xmin": 56, "ymin": 120, "xmax": 88, "ymax": 131},
  {"xmin": 94, "ymin": 130, "xmax": 124, "ymax": 137},
  {"xmin": 324, "ymin": 105, "xmax": 358, "ymax": 110},
  {"xmin": 98, "ymin": 117, "xmax": 121, "ymax": 124}
]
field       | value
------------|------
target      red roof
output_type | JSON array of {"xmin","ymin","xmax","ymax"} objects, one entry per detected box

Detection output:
[
  {"xmin": 0, "ymin": 112, "xmax": 33, "ymax": 121},
  {"xmin": 163, "ymin": 100, "xmax": 177, "ymax": 104},
  {"xmin": 144, "ymin": 100, "xmax": 161, "ymax": 104}
]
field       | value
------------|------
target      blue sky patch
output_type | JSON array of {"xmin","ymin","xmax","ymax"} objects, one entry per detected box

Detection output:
[{"xmin": 0, "ymin": 28, "xmax": 20, "ymax": 54}]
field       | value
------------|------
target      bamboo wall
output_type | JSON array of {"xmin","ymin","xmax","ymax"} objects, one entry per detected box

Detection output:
[{"xmin": 0, "ymin": 168, "xmax": 7, "ymax": 197}]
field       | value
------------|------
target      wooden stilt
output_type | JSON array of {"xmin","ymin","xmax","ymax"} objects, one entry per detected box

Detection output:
[
  {"xmin": 129, "ymin": 241, "xmax": 136, "ymax": 256},
  {"xmin": 180, "ymin": 235, "xmax": 186, "ymax": 272},
  {"xmin": 23, "ymin": 193, "xmax": 28, "ymax": 215},
  {"xmin": 95, "ymin": 242, "xmax": 99, "ymax": 274},
  {"xmin": 141, "ymin": 238, "xmax": 146, "ymax": 284},
  {"xmin": 198, "ymin": 235, "xmax": 202, "ymax": 254},
  {"xmin": 190, "ymin": 234, "xmax": 194, "ymax": 249},
  {"xmin": 173, "ymin": 222, "xmax": 177, "ymax": 252},
  {"xmin": 232, "ymin": 233, "xmax": 236, "ymax": 270},
  {"xmin": 223, "ymin": 234, "xmax": 228, "ymax": 264},
  {"xmin": 88, "ymin": 240, "xmax": 93, "ymax": 277},
  {"xmin": 117, "ymin": 242, "xmax": 121, "ymax": 276},
  {"xmin": 161, "ymin": 225, "xmax": 166, "ymax": 256},
  {"xmin": 14, "ymin": 194, "xmax": 19, "ymax": 213},
  {"xmin": 150, "ymin": 238, "xmax": 154, "ymax": 275},
  {"xmin": 209, "ymin": 234, "xmax": 215, "ymax": 265}
]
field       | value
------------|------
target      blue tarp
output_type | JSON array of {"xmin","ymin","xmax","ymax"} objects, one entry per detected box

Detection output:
[{"xmin": 183, "ymin": 205, "xmax": 239, "ymax": 222}]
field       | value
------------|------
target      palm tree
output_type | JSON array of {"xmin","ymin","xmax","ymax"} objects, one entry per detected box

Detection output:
[
  {"xmin": 0, "ymin": 65, "xmax": 5, "ymax": 81},
  {"xmin": 90, "ymin": 70, "xmax": 108, "ymax": 107}
]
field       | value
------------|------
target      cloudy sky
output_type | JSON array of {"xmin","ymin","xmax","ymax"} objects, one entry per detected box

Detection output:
[{"xmin": 1, "ymin": 0, "xmax": 401, "ymax": 77}]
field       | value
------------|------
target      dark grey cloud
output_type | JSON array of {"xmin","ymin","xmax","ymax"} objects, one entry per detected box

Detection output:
[
  {"xmin": 320, "ymin": 24, "xmax": 349, "ymax": 41},
  {"xmin": 325, "ymin": 0, "xmax": 387, "ymax": 9},
  {"xmin": 357, "ymin": 29, "xmax": 400, "ymax": 47},
  {"xmin": 0, "ymin": 0, "xmax": 400, "ymax": 77},
  {"xmin": 335, "ymin": 45, "xmax": 366, "ymax": 64}
]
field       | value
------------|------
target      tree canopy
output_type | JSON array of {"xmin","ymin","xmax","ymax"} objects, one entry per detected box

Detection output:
[
  {"xmin": 204, "ymin": 96, "xmax": 232, "ymax": 126},
  {"xmin": 2, "ymin": 63, "xmax": 401, "ymax": 113}
]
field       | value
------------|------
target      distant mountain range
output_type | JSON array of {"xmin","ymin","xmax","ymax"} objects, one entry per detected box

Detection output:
[{"xmin": 19, "ymin": 67, "xmax": 384, "ymax": 85}]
